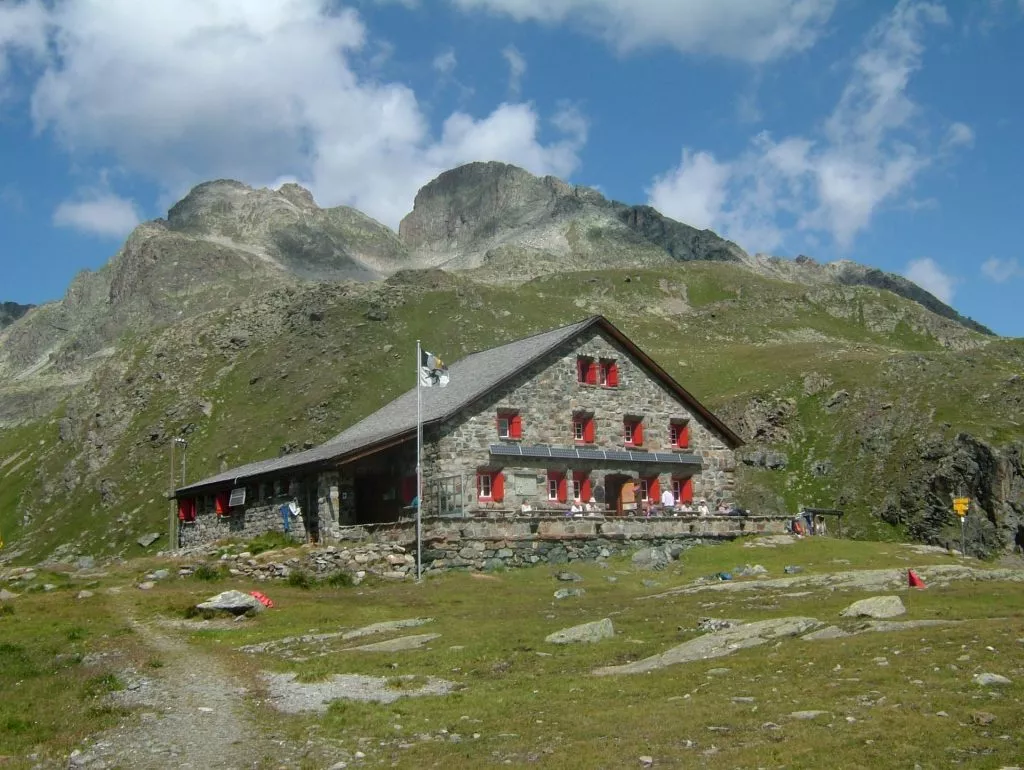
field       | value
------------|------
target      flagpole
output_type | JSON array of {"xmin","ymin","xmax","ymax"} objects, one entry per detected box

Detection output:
[{"xmin": 415, "ymin": 339, "xmax": 423, "ymax": 582}]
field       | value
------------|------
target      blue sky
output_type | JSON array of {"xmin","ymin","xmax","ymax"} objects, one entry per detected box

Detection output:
[{"xmin": 1, "ymin": 0, "xmax": 1023, "ymax": 335}]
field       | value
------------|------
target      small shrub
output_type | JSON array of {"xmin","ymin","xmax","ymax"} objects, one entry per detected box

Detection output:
[
  {"xmin": 323, "ymin": 571, "xmax": 354, "ymax": 588},
  {"xmin": 287, "ymin": 569, "xmax": 314, "ymax": 589},
  {"xmin": 82, "ymin": 673, "xmax": 123, "ymax": 699},
  {"xmin": 66, "ymin": 627, "xmax": 86, "ymax": 642},
  {"xmin": 0, "ymin": 603, "xmax": 14, "ymax": 616},
  {"xmin": 192, "ymin": 564, "xmax": 226, "ymax": 582},
  {"xmin": 248, "ymin": 531, "xmax": 295, "ymax": 556},
  {"xmin": 147, "ymin": 658, "xmax": 165, "ymax": 669}
]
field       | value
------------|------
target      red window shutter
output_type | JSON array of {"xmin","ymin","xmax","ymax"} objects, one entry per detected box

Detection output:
[
  {"xmin": 557, "ymin": 475, "xmax": 567, "ymax": 503},
  {"xmin": 578, "ymin": 474, "xmax": 592, "ymax": 502},
  {"xmin": 584, "ymin": 417, "xmax": 595, "ymax": 443},
  {"xmin": 649, "ymin": 476, "xmax": 660, "ymax": 501},
  {"xmin": 511, "ymin": 414, "xmax": 522, "ymax": 439},
  {"xmin": 681, "ymin": 478, "xmax": 694, "ymax": 503},
  {"xmin": 178, "ymin": 499, "xmax": 189, "ymax": 521},
  {"xmin": 215, "ymin": 491, "xmax": 230, "ymax": 515},
  {"xmin": 634, "ymin": 421, "xmax": 644, "ymax": 447},
  {"xmin": 585, "ymin": 360, "xmax": 597, "ymax": 385},
  {"xmin": 607, "ymin": 362, "xmax": 618, "ymax": 387},
  {"xmin": 492, "ymin": 471, "xmax": 505, "ymax": 502},
  {"xmin": 680, "ymin": 424, "xmax": 690, "ymax": 449}
]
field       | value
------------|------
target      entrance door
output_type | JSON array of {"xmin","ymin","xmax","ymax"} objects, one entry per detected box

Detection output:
[{"xmin": 604, "ymin": 474, "xmax": 631, "ymax": 516}]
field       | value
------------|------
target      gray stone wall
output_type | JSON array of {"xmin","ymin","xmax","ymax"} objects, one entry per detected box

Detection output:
[
  {"xmin": 178, "ymin": 495, "xmax": 308, "ymax": 549},
  {"xmin": 179, "ymin": 513, "xmax": 789, "ymax": 579},
  {"xmin": 426, "ymin": 326, "xmax": 736, "ymax": 513}
]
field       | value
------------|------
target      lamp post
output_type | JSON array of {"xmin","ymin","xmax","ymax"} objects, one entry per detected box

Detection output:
[{"xmin": 169, "ymin": 437, "xmax": 187, "ymax": 553}]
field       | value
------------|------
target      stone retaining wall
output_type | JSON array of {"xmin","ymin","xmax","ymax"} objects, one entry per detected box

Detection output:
[{"xmin": 184, "ymin": 514, "xmax": 788, "ymax": 580}]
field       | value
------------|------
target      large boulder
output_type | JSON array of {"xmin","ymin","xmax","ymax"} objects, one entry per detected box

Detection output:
[
  {"xmin": 631, "ymin": 546, "xmax": 672, "ymax": 571},
  {"xmin": 195, "ymin": 590, "xmax": 264, "ymax": 616},
  {"xmin": 839, "ymin": 595, "xmax": 906, "ymax": 619},
  {"xmin": 546, "ymin": 618, "xmax": 615, "ymax": 645}
]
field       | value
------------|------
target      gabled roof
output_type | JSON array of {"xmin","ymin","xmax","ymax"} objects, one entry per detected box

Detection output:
[{"xmin": 175, "ymin": 315, "xmax": 742, "ymax": 495}]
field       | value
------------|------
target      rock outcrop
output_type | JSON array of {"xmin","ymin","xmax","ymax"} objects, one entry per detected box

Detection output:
[{"xmin": 0, "ymin": 302, "xmax": 33, "ymax": 329}]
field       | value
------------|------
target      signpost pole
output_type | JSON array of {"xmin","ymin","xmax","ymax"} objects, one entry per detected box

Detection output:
[{"xmin": 960, "ymin": 515, "xmax": 967, "ymax": 558}]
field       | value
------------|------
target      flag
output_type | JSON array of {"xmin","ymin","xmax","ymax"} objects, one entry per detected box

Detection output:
[{"xmin": 420, "ymin": 349, "xmax": 450, "ymax": 388}]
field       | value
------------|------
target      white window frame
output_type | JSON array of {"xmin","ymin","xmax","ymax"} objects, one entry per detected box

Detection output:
[
  {"xmin": 573, "ymin": 420, "xmax": 585, "ymax": 441},
  {"xmin": 672, "ymin": 479, "xmax": 682, "ymax": 501},
  {"xmin": 624, "ymin": 421, "xmax": 635, "ymax": 445},
  {"xmin": 572, "ymin": 478, "xmax": 582, "ymax": 502},
  {"xmin": 640, "ymin": 478, "xmax": 650, "ymax": 502},
  {"xmin": 548, "ymin": 476, "xmax": 559, "ymax": 501},
  {"xmin": 478, "ymin": 473, "xmax": 492, "ymax": 499},
  {"xmin": 497, "ymin": 416, "xmax": 510, "ymax": 438}
]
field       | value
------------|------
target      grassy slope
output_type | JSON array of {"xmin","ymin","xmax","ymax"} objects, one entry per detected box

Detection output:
[
  {"xmin": 1, "ymin": 262, "xmax": 1023, "ymax": 560},
  {"xmin": 2, "ymin": 538, "xmax": 1022, "ymax": 767}
]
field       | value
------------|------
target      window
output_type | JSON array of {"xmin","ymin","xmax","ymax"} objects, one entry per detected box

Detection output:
[
  {"xmin": 640, "ymin": 476, "xmax": 660, "ymax": 502},
  {"xmin": 547, "ymin": 471, "xmax": 567, "ymax": 502},
  {"xmin": 572, "ymin": 471, "xmax": 591, "ymax": 502},
  {"xmin": 573, "ymin": 414, "xmax": 595, "ymax": 443},
  {"xmin": 177, "ymin": 497, "xmax": 196, "ymax": 522},
  {"xmin": 576, "ymin": 356, "xmax": 597, "ymax": 385},
  {"xmin": 477, "ymin": 470, "xmax": 504, "ymax": 502},
  {"xmin": 599, "ymin": 359, "xmax": 619, "ymax": 387},
  {"xmin": 624, "ymin": 417, "xmax": 644, "ymax": 447},
  {"xmin": 670, "ymin": 420, "xmax": 690, "ymax": 449},
  {"xmin": 497, "ymin": 411, "xmax": 522, "ymax": 440},
  {"xmin": 672, "ymin": 477, "xmax": 694, "ymax": 504}
]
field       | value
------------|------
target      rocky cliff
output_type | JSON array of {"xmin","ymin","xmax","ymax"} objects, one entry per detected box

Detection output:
[
  {"xmin": 0, "ymin": 302, "xmax": 33, "ymax": 329},
  {"xmin": 398, "ymin": 161, "xmax": 745, "ymax": 276}
]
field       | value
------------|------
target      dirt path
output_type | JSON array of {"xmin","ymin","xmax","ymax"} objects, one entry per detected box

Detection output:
[{"xmin": 76, "ymin": 611, "xmax": 284, "ymax": 770}]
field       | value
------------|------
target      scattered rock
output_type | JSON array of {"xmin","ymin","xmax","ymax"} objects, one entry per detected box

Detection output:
[
  {"xmin": 784, "ymin": 565, "xmax": 803, "ymax": 574},
  {"xmin": 973, "ymin": 673, "xmax": 1012, "ymax": 686},
  {"xmin": 553, "ymin": 588, "xmax": 585, "ymax": 600},
  {"xmin": 556, "ymin": 571, "xmax": 583, "ymax": 582},
  {"xmin": 262, "ymin": 672, "xmax": 455, "ymax": 713},
  {"xmin": 545, "ymin": 618, "xmax": 615, "ymax": 645},
  {"xmin": 735, "ymin": 564, "xmax": 768, "ymax": 578},
  {"xmin": 151, "ymin": 569, "xmax": 171, "ymax": 580},
  {"xmin": 341, "ymin": 618, "xmax": 433, "ymax": 641},
  {"xmin": 971, "ymin": 711, "xmax": 997, "ymax": 726},
  {"xmin": 75, "ymin": 556, "xmax": 96, "ymax": 570},
  {"xmin": 839, "ymin": 596, "xmax": 906, "ymax": 620},
  {"xmin": 801, "ymin": 626, "xmax": 850, "ymax": 641},
  {"xmin": 137, "ymin": 581, "xmax": 156, "ymax": 591},
  {"xmin": 824, "ymin": 389, "xmax": 850, "ymax": 411},
  {"xmin": 790, "ymin": 710, "xmax": 830, "ymax": 721},
  {"xmin": 593, "ymin": 617, "xmax": 820, "ymax": 675},
  {"xmin": 696, "ymin": 618, "xmax": 738, "ymax": 633},
  {"xmin": 347, "ymin": 634, "xmax": 440, "ymax": 652},
  {"xmin": 76, "ymin": 590, "xmax": 94, "ymax": 600},
  {"xmin": 195, "ymin": 590, "xmax": 264, "ymax": 615},
  {"xmin": 137, "ymin": 532, "xmax": 161, "ymax": 548},
  {"xmin": 0, "ymin": 588, "xmax": 19, "ymax": 601}
]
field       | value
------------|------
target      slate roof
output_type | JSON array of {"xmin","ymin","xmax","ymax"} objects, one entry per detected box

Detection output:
[{"xmin": 175, "ymin": 314, "xmax": 742, "ymax": 496}]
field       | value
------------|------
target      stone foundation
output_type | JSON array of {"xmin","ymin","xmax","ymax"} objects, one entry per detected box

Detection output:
[
  {"xmin": 181, "ymin": 513, "xmax": 789, "ymax": 578},
  {"xmin": 178, "ymin": 498, "xmax": 308, "ymax": 549}
]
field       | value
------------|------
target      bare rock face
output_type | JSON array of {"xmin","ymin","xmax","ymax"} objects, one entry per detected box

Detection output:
[
  {"xmin": 0, "ymin": 302, "xmax": 33, "ymax": 329},
  {"xmin": 397, "ymin": 161, "xmax": 745, "ymax": 275}
]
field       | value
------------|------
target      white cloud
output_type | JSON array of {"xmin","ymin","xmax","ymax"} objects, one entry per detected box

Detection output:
[
  {"xmin": 944, "ymin": 121, "xmax": 975, "ymax": 149},
  {"xmin": 647, "ymin": 150, "xmax": 731, "ymax": 231},
  {"xmin": 0, "ymin": 0, "xmax": 47, "ymax": 92},
  {"xmin": 8, "ymin": 0, "xmax": 584, "ymax": 229},
  {"xmin": 981, "ymin": 257, "xmax": 1022, "ymax": 283},
  {"xmin": 53, "ymin": 192, "xmax": 141, "ymax": 238},
  {"xmin": 449, "ymin": 0, "xmax": 837, "ymax": 63},
  {"xmin": 432, "ymin": 48, "xmax": 457, "ymax": 75},
  {"xmin": 904, "ymin": 257, "xmax": 956, "ymax": 303},
  {"xmin": 502, "ymin": 44, "xmax": 527, "ymax": 98},
  {"xmin": 648, "ymin": 0, "xmax": 965, "ymax": 253}
]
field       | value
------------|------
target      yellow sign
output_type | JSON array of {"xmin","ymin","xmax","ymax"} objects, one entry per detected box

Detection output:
[{"xmin": 952, "ymin": 496, "xmax": 969, "ymax": 516}]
